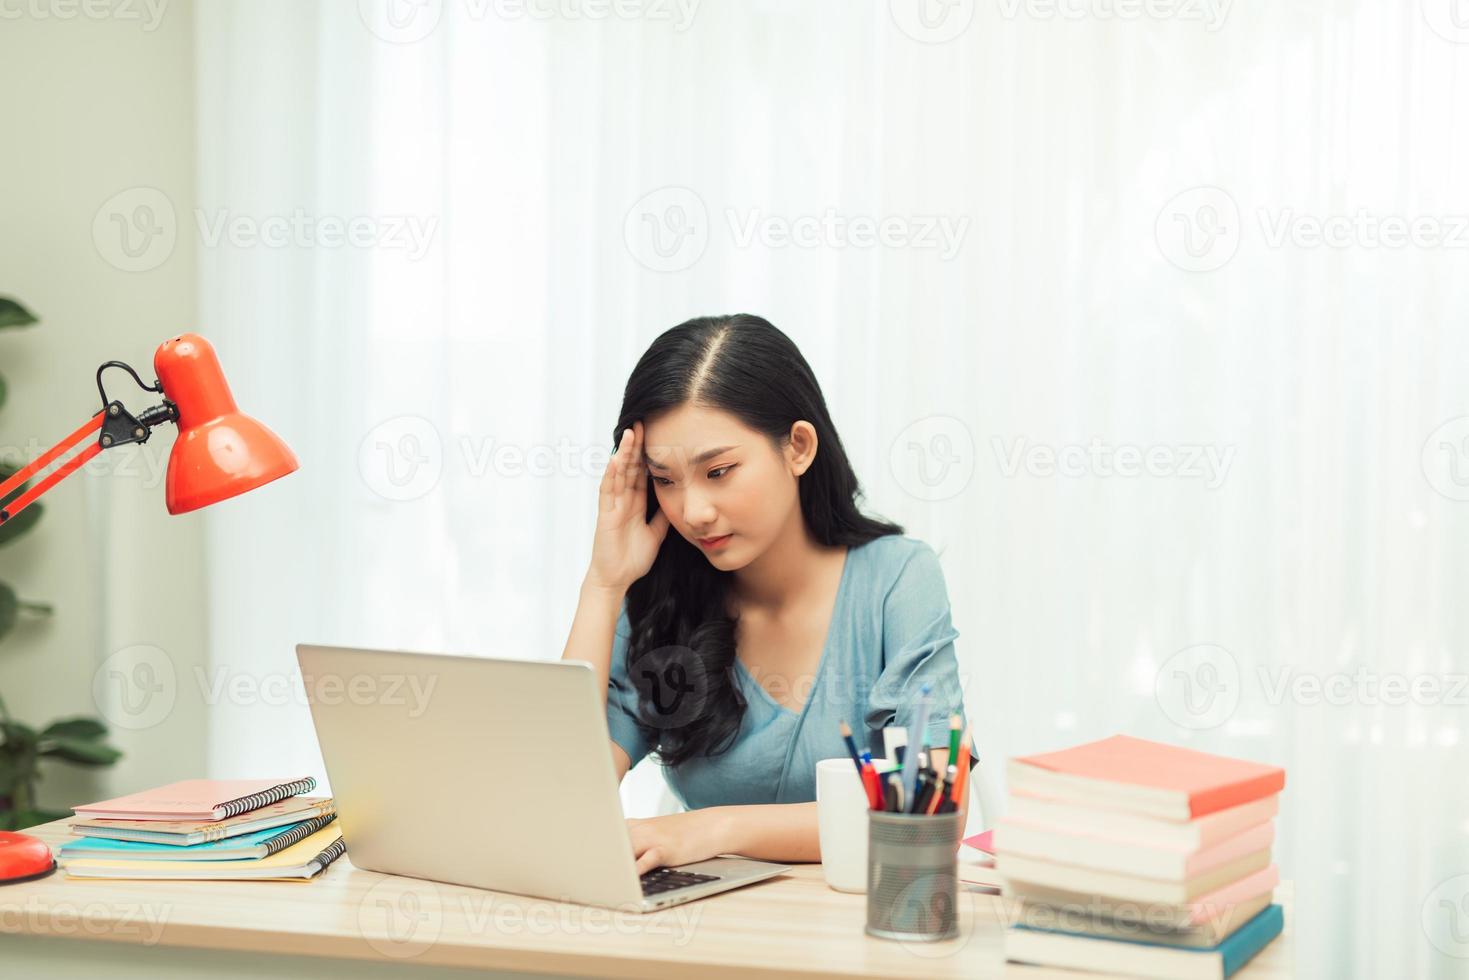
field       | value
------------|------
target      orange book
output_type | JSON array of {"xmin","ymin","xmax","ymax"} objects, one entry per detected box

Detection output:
[{"xmin": 1008, "ymin": 736, "xmax": 1284, "ymax": 820}]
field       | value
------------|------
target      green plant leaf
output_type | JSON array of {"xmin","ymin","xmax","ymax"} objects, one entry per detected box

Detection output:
[
  {"xmin": 0, "ymin": 461, "xmax": 47, "ymax": 548},
  {"xmin": 0, "ymin": 500, "xmax": 43, "ymax": 549},
  {"xmin": 41, "ymin": 737, "xmax": 122, "ymax": 767},
  {"xmin": 0, "ymin": 298, "xmax": 37, "ymax": 330},
  {"xmin": 0, "ymin": 370, "xmax": 6, "ymax": 412},
  {"xmin": 0, "ymin": 718, "xmax": 38, "ymax": 748},
  {"xmin": 0, "ymin": 747, "xmax": 22, "ymax": 786},
  {"xmin": 40, "ymin": 717, "xmax": 108, "ymax": 741},
  {"xmin": 0, "ymin": 582, "xmax": 15, "ymax": 643}
]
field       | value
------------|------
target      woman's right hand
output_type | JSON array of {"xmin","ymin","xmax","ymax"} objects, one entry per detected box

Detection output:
[{"xmin": 586, "ymin": 420, "xmax": 670, "ymax": 594}]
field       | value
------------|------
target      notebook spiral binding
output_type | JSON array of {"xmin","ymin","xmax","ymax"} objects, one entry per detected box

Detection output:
[
  {"xmin": 198, "ymin": 798, "xmax": 335, "ymax": 842},
  {"xmin": 262, "ymin": 813, "xmax": 338, "ymax": 856},
  {"xmin": 216, "ymin": 777, "xmax": 318, "ymax": 819},
  {"xmin": 311, "ymin": 837, "xmax": 348, "ymax": 874}
]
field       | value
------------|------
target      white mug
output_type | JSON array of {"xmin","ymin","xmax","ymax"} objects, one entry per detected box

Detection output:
[{"xmin": 816, "ymin": 756, "xmax": 889, "ymax": 893}]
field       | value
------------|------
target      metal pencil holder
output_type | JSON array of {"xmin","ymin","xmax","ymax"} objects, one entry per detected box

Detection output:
[{"xmin": 864, "ymin": 809, "xmax": 963, "ymax": 942}]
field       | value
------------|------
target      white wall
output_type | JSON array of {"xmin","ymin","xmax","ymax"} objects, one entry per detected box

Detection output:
[{"xmin": 0, "ymin": 0, "xmax": 205, "ymax": 809}]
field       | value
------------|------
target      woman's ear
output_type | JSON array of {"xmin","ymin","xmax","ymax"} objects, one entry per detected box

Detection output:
[{"xmin": 787, "ymin": 421, "xmax": 819, "ymax": 476}]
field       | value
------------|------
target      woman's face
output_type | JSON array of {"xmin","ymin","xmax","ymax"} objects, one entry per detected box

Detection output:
[{"xmin": 642, "ymin": 404, "xmax": 816, "ymax": 570}]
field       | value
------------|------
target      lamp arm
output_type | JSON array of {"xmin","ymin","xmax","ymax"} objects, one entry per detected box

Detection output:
[
  {"xmin": 0, "ymin": 412, "xmax": 105, "ymax": 526},
  {"xmin": 0, "ymin": 396, "xmax": 180, "ymax": 528}
]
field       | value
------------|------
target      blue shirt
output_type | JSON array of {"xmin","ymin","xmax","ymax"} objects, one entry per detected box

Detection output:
[{"xmin": 605, "ymin": 534, "xmax": 968, "ymax": 809}]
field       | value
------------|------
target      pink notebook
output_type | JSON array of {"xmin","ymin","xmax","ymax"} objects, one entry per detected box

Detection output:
[{"xmin": 72, "ymin": 778, "xmax": 317, "ymax": 822}]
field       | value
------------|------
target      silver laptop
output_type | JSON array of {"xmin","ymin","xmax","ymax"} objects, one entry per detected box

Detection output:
[{"xmin": 296, "ymin": 643, "xmax": 790, "ymax": 911}]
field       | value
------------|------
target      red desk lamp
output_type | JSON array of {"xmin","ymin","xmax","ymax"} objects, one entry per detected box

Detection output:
[{"xmin": 0, "ymin": 333, "xmax": 297, "ymax": 882}]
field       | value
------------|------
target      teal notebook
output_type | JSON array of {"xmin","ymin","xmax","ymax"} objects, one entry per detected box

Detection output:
[
  {"xmin": 1008, "ymin": 904, "xmax": 1283, "ymax": 980},
  {"xmin": 57, "ymin": 813, "xmax": 337, "ymax": 864}
]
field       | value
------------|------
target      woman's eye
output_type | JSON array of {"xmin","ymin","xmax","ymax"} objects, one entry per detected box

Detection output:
[
  {"xmin": 652, "ymin": 476, "xmax": 674, "ymax": 487},
  {"xmin": 708, "ymin": 465, "xmax": 734, "ymax": 480}
]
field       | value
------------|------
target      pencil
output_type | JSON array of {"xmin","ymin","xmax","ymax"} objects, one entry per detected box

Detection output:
[{"xmin": 838, "ymin": 720, "xmax": 865, "ymax": 777}]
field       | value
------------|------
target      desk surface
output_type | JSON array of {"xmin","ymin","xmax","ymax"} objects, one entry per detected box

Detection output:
[{"xmin": 2, "ymin": 820, "xmax": 1293, "ymax": 979}]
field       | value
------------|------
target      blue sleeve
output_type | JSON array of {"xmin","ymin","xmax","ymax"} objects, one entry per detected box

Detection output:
[
  {"xmin": 606, "ymin": 603, "xmax": 655, "ymax": 768},
  {"xmin": 864, "ymin": 541, "xmax": 969, "ymax": 753}
]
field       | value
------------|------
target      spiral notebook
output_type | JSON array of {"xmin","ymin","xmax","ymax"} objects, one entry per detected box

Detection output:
[
  {"xmin": 69, "ymin": 796, "xmax": 335, "ymax": 845},
  {"xmin": 63, "ymin": 824, "xmax": 346, "ymax": 881},
  {"xmin": 58, "ymin": 814, "xmax": 338, "ymax": 864},
  {"xmin": 71, "ymin": 778, "xmax": 318, "ymax": 822}
]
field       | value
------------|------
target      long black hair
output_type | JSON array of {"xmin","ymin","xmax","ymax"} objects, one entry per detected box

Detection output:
[{"xmin": 616, "ymin": 314, "xmax": 902, "ymax": 767}]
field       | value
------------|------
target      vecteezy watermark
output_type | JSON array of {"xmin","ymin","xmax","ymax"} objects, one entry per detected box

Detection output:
[
  {"xmin": 195, "ymin": 209, "xmax": 438, "ymax": 261},
  {"xmin": 358, "ymin": 416, "xmax": 444, "ymax": 503},
  {"xmin": 355, "ymin": 873, "xmax": 703, "ymax": 958},
  {"xmin": 194, "ymin": 666, "xmax": 440, "ymax": 718},
  {"xmin": 92, "ymin": 187, "xmax": 439, "ymax": 273},
  {"xmin": 357, "ymin": 417, "xmax": 624, "ymax": 502},
  {"xmin": 726, "ymin": 209, "xmax": 969, "ymax": 261},
  {"xmin": 0, "ymin": 0, "xmax": 169, "ymax": 30},
  {"xmin": 889, "ymin": 0, "xmax": 974, "ymax": 44},
  {"xmin": 1256, "ymin": 209, "xmax": 1469, "ymax": 251},
  {"xmin": 0, "ymin": 896, "xmax": 171, "ymax": 944},
  {"xmin": 1157, "ymin": 185, "xmax": 1469, "ymax": 272},
  {"xmin": 1001, "ymin": 892, "xmax": 1261, "ymax": 937},
  {"xmin": 889, "ymin": 416, "xmax": 977, "ymax": 503},
  {"xmin": 1422, "ymin": 0, "xmax": 1469, "ymax": 45},
  {"xmin": 623, "ymin": 187, "xmax": 971, "ymax": 272},
  {"xmin": 92, "ymin": 644, "xmax": 441, "ymax": 731},
  {"xmin": 1422, "ymin": 417, "xmax": 1469, "ymax": 502},
  {"xmin": 0, "ymin": 438, "xmax": 171, "ymax": 492},
  {"xmin": 93, "ymin": 644, "xmax": 178, "ymax": 731},
  {"xmin": 992, "ymin": 437, "xmax": 1235, "ymax": 489},
  {"xmin": 359, "ymin": 877, "xmax": 445, "ymax": 959},
  {"xmin": 356, "ymin": 0, "xmax": 699, "ymax": 44},
  {"xmin": 1157, "ymin": 645, "xmax": 1469, "ymax": 729},
  {"xmin": 92, "ymin": 187, "xmax": 178, "ymax": 273},
  {"xmin": 1155, "ymin": 186, "xmax": 1241, "ymax": 273},
  {"xmin": 1154, "ymin": 644, "xmax": 1242, "ymax": 730},
  {"xmin": 1424, "ymin": 874, "xmax": 1469, "ymax": 958},
  {"xmin": 1256, "ymin": 667, "xmax": 1469, "ymax": 708},
  {"xmin": 994, "ymin": 0, "xmax": 1231, "ymax": 30},
  {"xmin": 624, "ymin": 187, "xmax": 710, "ymax": 274}
]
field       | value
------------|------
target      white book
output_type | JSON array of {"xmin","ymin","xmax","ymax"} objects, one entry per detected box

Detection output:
[
  {"xmin": 1004, "ymin": 864, "xmax": 1280, "ymax": 932},
  {"xmin": 1013, "ymin": 892, "xmax": 1273, "ymax": 949},
  {"xmin": 996, "ymin": 848, "xmax": 1272, "ymax": 905},
  {"xmin": 1006, "ymin": 793, "xmax": 1278, "ymax": 850}
]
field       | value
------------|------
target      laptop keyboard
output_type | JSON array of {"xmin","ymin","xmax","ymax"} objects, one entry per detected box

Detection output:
[{"xmin": 640, "ymin": 867, "xmax": 721, "ymax": 896}]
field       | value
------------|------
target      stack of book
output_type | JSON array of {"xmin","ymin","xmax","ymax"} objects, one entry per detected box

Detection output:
[
  {"xmin": 959, "ymin": 829, "xmax": 1003, "ymax": 891},
  {"xmin": 61, "ymin": 777, "xmax": 344, "ymax": 881},
  {"xmin": 995, "ymin": 735, "xmax": 1285, "ymax": 980}
]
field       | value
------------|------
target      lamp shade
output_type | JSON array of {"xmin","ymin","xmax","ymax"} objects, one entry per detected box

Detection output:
[{"xmin": 155, "ymin": 334, "xmax": 299, "ymax": 515}]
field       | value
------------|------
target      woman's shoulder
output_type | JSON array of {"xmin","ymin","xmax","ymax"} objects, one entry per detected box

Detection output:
[{"xmin": 849, "ymin": 533, "xmax": 944, "ymax": 589}]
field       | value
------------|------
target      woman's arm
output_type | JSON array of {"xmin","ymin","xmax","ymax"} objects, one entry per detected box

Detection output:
[
  {"xmin": 560, "ymin": 578, "xmax": 626, "ymax": 710},
  {"xmin": 627, "ymin": 749, "xmax": 956, "ymax": 873},
  {"xmin": 563, "ymin": 420, "xmax": 669, "ymax": 782},
  {"xmin": 626, "ymin": 802, "xmax": 820, "ymax": 874},
  {"xmin": 719, "ymin": 802, "xmax": 822, "ymax": 862}
]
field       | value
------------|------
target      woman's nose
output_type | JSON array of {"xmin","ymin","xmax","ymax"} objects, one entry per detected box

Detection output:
[{"xmin": 682, "ymin": 489, "xmax": 717, "ymax": 528}]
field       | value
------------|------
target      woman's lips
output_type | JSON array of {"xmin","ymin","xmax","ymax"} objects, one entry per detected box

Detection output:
[{"xmin": 698, "ymin": 534, "xmax": 733, "ymax": 549}]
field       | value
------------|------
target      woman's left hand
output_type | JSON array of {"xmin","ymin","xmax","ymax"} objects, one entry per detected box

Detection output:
[{"xmin": 626, "ymin": 810, "xmax": 731, "ymax": 876}]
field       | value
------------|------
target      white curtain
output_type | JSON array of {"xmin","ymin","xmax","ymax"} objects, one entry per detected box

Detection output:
[{"xmin": 197, "ymin": 2, "xmax": 1469, "ymax": 974}]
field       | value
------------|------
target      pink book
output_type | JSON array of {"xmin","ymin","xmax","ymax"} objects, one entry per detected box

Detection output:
[
  {"xmin": 72, "ymin": 778, "xmax": 317, "ymax": 822},
  {"xmin": 994, "ymin": 816, "xmax": 1275, "ymax": 880},
  {"xmin": 1182, "ymin": 864, "xmax": 1280, "ymax": 925}
]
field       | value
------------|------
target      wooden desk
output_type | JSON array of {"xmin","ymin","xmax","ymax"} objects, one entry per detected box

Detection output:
[{"xmin": 0, "ymin": 820, "xmax": 1293, "ymax": 979}]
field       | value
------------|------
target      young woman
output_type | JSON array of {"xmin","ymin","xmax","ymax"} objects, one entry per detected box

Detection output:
[{"xmin": 561, "ymin": 314, "xmax": 969, "ymax": 875}]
